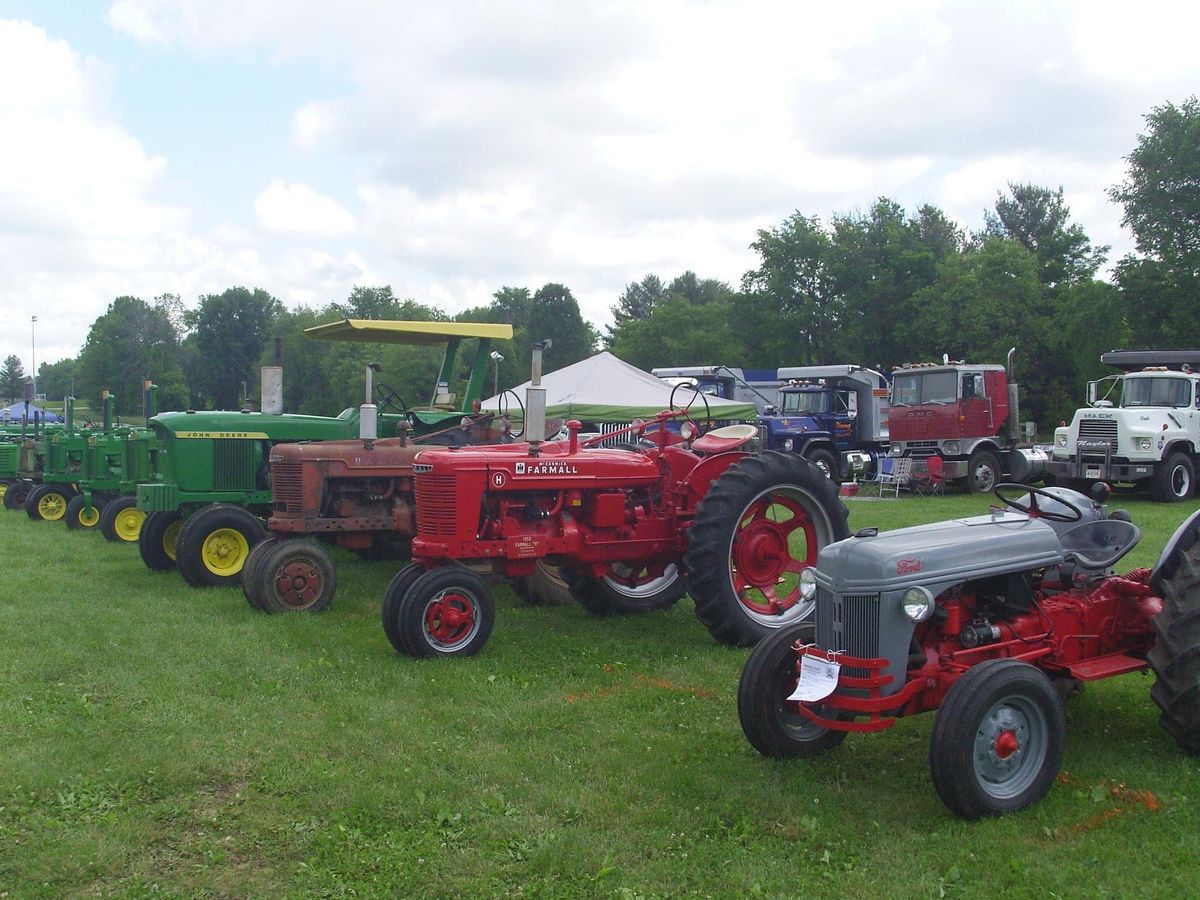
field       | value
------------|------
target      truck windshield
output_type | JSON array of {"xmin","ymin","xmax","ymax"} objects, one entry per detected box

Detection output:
[
  {"xmin": 1121, "ymin": 376, "xmax": 1192, "ymax": 408},
  {"xmin": 891, "ymin": 371, "xmax": 957, "ymax": 406},
  {"xmin": 781, "ymin": 391, "xmax": 830, "ymax": 414}
]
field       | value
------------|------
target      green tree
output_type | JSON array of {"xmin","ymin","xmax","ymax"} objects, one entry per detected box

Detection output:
[
  {"xmin": 984, "ymin": 183, "xmax": 1108, "ymax": 290},
  {"xmin": 36, "ymin": 357, "xmax": 79, "ymax": 401},
  {"xmin": 609, "ymin": 296, "xmax": 747, "ymax": 371},
  {"xmin": 0, "ymin": 354, "xmax": 26, "ymax": 403},
  {"xmin": 183, "ymin": 287, "xmax": 282, "ymax": 409},
  {"xmin": 77, "ymin": 296, "xmax": 185, "ymax": 415}
]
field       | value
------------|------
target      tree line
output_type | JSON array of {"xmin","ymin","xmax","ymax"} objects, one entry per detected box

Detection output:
[{"xmin": 3, "ymin": 96, "xmax": 1195, "ymax": 430}]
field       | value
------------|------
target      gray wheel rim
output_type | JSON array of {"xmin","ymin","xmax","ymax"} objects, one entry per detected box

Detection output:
[
  {"xmin": 973, "ymin": 460, "xmax": 996, "ymax": 492},
  {"xmin": 972, "ymin": 694, "xmax": 1047, "ymax": 800},
  {"xmin": 602, "ymin": 563, "xmax": 680, "ymax": 599},
  {"xmin": 1172, "ymin": 464, "xmax": 1190, "ymax": 498},
  {"xmin": 813, "ymin": 458, "xmax": 832, "ymax": 479}
]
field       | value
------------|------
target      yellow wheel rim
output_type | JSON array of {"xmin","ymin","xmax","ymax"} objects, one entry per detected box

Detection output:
[
  {"xmin": 78, "ymin": 505, "xmax": 101, "ymax": 527},
  {"xmin": 201, "ymin": 527, "xmax": 250, "ymax": 576},
  {"xmin": 163, "ymin": 520, "xmax": 182, "ymax": 561},
  {"xmin": 115, "ymin": 507, "xmax": 146, "ymax": 542},
  {"xmin": 39, "ymin": 492, "xmax": 68, "ymax": 521},
  {"xmin": 0, "ymin": 484, "xmax": 7, "ymax": 502}
]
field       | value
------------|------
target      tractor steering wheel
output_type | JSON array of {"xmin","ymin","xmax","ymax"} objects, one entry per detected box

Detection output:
[
  {"xmin": 668, "ymin": 381, "xmax": 712, "ymax": 437},
  {"xmin": 373, "ymin": 382, "xmax": 407, "ymax": 414},
  {"xmin": 994, "ymin": 483, "xmax": 1084, "ymax": 523},
  {"xmin": 498, "ymin": 389, "xmax": 525, "ymax": 439}
]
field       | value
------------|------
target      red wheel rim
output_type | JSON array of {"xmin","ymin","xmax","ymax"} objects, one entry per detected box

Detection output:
[
  {"xmin": 272, "ymin": 558, "xmax": 325, "ymax": 609},
  {"xmin": 730, "ymin": 489, "xmax": 820, "ymax": 618},
  {"xmin": 424, "ymin": 590, "xmax": 479, "ymax": 648}
]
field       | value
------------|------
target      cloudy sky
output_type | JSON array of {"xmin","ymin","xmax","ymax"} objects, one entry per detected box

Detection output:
[{"xmin": 1, "ymin": 0, "xmax": 1198, "ymax": 371}]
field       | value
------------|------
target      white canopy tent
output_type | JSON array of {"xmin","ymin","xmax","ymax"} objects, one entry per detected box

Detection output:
[{"xmin": 480, "ymin": 351, "xmax": 758, "ymax": 423}]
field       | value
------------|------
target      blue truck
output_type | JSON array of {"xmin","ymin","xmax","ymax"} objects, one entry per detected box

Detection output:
[
  {"xmin": 759, "ymin": 365, "xmax": 891, "ymax": 482},
  {"xmin": 649, "ymin": 365, "xmax": 782, "ymax": 414}
]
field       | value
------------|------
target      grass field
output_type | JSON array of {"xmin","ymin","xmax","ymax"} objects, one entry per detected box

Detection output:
[{"xmin": 3, "ymin": 490, "xmax": 1200, "ymax": 897}]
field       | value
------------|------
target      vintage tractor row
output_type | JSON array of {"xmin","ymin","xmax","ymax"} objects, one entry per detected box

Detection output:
[{"xmin": 737, "ymin": 481, "xmax": 1200, "ymax": 817}]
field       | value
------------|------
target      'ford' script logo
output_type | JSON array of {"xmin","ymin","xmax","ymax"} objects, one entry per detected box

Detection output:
[
  {"xmin": 514, "ymin": 461, "xmax": 579, "ymax": 476},
  {"xmin": 896, "ymin": 558, "xmax": 922, "ymax": 574}
]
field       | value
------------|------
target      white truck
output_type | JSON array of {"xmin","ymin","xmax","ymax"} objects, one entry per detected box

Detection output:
[{"xmin": 1047, "ymin": 349, "xmax": 1200, "ymax": 502}]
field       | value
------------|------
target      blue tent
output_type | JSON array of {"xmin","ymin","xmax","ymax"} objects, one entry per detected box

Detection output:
[{"xmin": 1, "ymin": 402, "xmax": 63, "ymax": 423}]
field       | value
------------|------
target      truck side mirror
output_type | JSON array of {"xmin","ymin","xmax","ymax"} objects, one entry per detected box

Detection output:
[{"xmin": 764, "ymin": 405, "xmax": 777, "ymax": 416}]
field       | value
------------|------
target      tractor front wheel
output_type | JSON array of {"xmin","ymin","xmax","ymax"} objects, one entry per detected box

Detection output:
[
  {"xmin": 0, "ymin": 480, "xmax": 10, "ymax": 505},
  {"xmin": 65, "ymin": 495, "xmax": 102, "ymax": 530},
  {"xmin": 26, "ymin": 483, "xmax": 75, "ymax": 522},
  {"xmin": 176, "ymin": 505, "xmax": 267, "ymax": 587},
  {"xmin": 255, "ymin": 540, "xmax": 337, "ymax": 613},
  {"xmin": 4, "ymin": 480, "xmax": 32, "ymax": 510},
  {"xmin": 139, "ymin": 511, "xmax": 183, "ymax": 571},
  {"xmin": 241, "ymin": 537, "xmax": 279, "ymax": 611},
  {"xmin": 381, "ymin": 563, "xmax": 429, "ymax": 654},
  {"xmin": 686, "ymin": 451, "xmax": 849, "ymax": 646},
  {"xmin": 512, "ymin": 561, "xmax": 573, "ymax": 606},
  {"xmin": 100, "ymin": 496, "xmax": 146, "ymax": 543},
  {"xmin": 389, "ymin": 566, "xmax": 495, "ymax": 658},
  {"xmin": 568, "ymin": 562, "xmax": 685, "ymax": 615},
  {"xmin": 738, "ymin": 622, "xmax": 848, "ymax": 758},
  {"xmin": 929, "ymin": 659, "xmax": 1064, "ymax": 818},
  {"xmin": 1148, "ymin": 520, "xmax": 1200, "ymax": 753}
]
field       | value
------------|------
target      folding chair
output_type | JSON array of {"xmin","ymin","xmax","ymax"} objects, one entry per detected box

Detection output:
[
  {"xmin": 911, "ymin": 455, "xmax": 945, "ymax": 496},
  {"xmin": 857, "ymin": 456, "xmax": 893, "ymax": 497},
  {"xmin": 876, "ymin": 456, "xmax": 913, "ymax": 498}
]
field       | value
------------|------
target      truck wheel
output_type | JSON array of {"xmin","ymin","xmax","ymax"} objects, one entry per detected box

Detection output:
[
  {"xmin": 381, "ymin": 563, "xmax": 429, "ymax": 654},
  {"xmin": 100, "ymin": 496, "xmax": 146, "ymax": 543},
  {"xmin": 967, "ymin": 450, "xmax": 1000, "ymax": 494},
  {"xmin": 1148, "ymin": 527, "xmax": 1200, "ymax": 754},
  {"xmin": 255, "ymin": 540, "xmax": 337, "ymax": 613},
  {"xmin": 176, "ymin": 505, "xmax": 267, "ymax": 588},
  {"xmin": 512, "ymin": 561, "xmax": 573, "ymax": 606},
  {"xmin": 568, "ymin": 562, "xmax": 685, "ymax": 615},
  {"xmin": 738, "ymin": 622, "xmax": 848, "ymax": 758},
  {"xmin": 139, "ymin": 511, "xmax": 183, "ymax": 571},
  {"xmin": 241, "ymin": 537, "xmax": 279, "ymax": 610},
  {"xmin": 805, "ymin": 448, "xmax": 839, "ymax": 483},
  {"xmin": 4, "ymin": 480, "xmax": 32, "ymax": 510},
  {"xmin": 1151, "ymin": 453, "xmax": 1194, "ymax": 502},
  {"xmin": 392, "ymin": 566, "xmax": 495, "ymax": 658},
  {"xmin": 686, "ymin": 451, "xmax": 850, "ymax": 646},
  {"xmin": 26, "ymin": 483, "xmax": 74, "ymax": 522},
  {"xmin": 65, "ymin": 495, "xmax": 102, "ymax": 530},
  {"xmin": 929, "ymin": 659, "xmax": 1064, "ymax": 818}
]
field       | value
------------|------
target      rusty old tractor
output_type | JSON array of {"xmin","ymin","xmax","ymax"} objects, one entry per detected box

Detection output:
[
  {"xmin": 377, "ymin": 340, "xmax": 849, "ymax": 657},
  {"xmin": 737, "ymin": 482, "xmax": 1200, "ymax": 818}
]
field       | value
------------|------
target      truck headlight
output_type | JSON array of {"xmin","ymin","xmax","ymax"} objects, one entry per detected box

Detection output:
[
  {"xmin": 1056, "ymin": 434, "xmax": 1068, "ymax": 448},
  {"xmin": 942, "ymin": 441, "xmax": 960, "ymax": 455},
  {"xmin": 782, "ymin": 438, "xmax": 793, "ymax": 451},
  {"xmin": 1136, "ymin": 437, "xmax": 1152, "ymax": 451},
  {"xmin": 902, "ymin": 586, "xmax": 935, "ymax": 622},
  {"xmin": 799, "ymin": 568, "xmax": 817, "ymax": 602}
]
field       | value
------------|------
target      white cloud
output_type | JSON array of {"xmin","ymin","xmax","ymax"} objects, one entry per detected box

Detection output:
[{"xmin": 254, "ymin": 180, "xmax": 357, "ymax": 237}]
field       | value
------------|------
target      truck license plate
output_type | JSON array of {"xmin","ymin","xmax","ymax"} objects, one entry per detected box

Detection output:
[{"xmin": 1085, "ymin": 466, "xmax": 1101, "ymax": 479}]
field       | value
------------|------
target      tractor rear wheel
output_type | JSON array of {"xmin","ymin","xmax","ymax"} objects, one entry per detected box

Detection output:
[
  {"xmin": 1148, "ymin": 523, "xmax": 1200, "ymax": 754},
  {"xmin": 1151, "ymin": 452, "xmax": 1194, "ymax": 502},
  {"xmin": 100, "ymin": 496, "xmax": 146, "ymax": 543},
  {"xmin": 241, "ymin": 537, "xmax": 279, "ymax": 610},
  {"xmin": 512, "ymin": 561, "xmax": 573, "ymax": 606},
  {"xmin": 390, "ymin": 566, "xmax": 495, "ymax": 658},
  {"xmin": 686, "ymin": 451, "xmax": 849, "ymax": 646},
  {"xmin": 381, "ymin": 563, "xmax": 429, "ymax": 654},
  {"xmin": 139, "ymin": 511, "xmax": 183, "ymax": 571},
  {"xmin": 65, "ymin": 494, "xmax": 102, "ymax": 530},
  {"xmin": 176, "ymin": 505, "xmax": 267, "ymax": 587},
  {"xmin": 256, "ymin": 540, "xmax": 337, "ymax": 613},
  {"xmin": 929, "ymin": 659, "xmax": 1064, "ymax": 818},
  {"xmin": 568, "ymin": 562, "xmax": 685, "ymax": 615},
  {"xmin": 4, "ymin": 480, "xmax": 31, "ymax": 510},
  {"xmin": 738, "ymin": 622, "xmax": 848, "ymax": 758},
  {"xmin": 26, "ymin": 483, "xmax": 74, "ymax": 522}
]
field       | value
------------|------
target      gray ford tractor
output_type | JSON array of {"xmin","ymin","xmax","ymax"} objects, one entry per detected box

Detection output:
[{"xmin": 738, "ymin": 482, "xmax": 1200, "ymax": 818}]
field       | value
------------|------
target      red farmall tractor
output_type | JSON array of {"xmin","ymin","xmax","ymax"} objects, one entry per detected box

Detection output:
[
  {"xmin": 379, "ymin": 341, "xmax": 849, "ymax": 657},
  {"xmin": 738, "ymin": 482, "xmax": 1200, "ymax": 818}
]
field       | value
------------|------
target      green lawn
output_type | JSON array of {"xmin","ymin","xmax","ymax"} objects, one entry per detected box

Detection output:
[{"xmin": 3, "ymin": 490, "xmax": 1200, "ymax": 897}]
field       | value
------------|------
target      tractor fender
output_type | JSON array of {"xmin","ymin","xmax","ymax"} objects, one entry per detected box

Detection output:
[
  {"xmin": 680, "ymin": 451, "xmax": 751, "ymax": 506},
  {"xmin": 1150, "ymin": 507, "xmax": 1200, "ymax": 593}
]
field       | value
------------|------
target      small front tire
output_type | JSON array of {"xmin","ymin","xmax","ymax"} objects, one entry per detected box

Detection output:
[
  {"xmin": 100, "ymin": 496, "xmax": 146, "ymax": 543},
  {"xmin": 175, "ymin": 505, "xmax": 266, "ymax": 587},
  {"xmin": 256, "ymin": 540, "xmax": 337, "ymax": 613},
  {"xmin": 392, "ymin": 567, "xmax": 495, "ymax": 658},
  {"xmin": 65, "ymin": 494, "xmax": 102, "ymax": 530}
]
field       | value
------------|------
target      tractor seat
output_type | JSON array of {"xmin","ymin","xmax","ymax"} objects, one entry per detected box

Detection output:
[
  {"xmin": 691, "ymin": 423, "xmax": 759, "ymax": 454},
  {"xmin": 1057, "ymin": 518, "xmax": 1142, "ymax": 571}
]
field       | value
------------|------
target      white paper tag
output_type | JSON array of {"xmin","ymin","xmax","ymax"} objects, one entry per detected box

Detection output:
[{"xmin": 786, "ymin": 654, "xmax": 841, "ymax": 703}]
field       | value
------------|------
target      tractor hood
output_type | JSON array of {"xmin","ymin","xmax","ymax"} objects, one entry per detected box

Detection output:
[
  {"xmin": 413, "ymin": 443, "xmax": 663, "ymax": 491},
  {"xmin": 816, "ymin": 512, "xmax": 1064, "ymax": 597}
]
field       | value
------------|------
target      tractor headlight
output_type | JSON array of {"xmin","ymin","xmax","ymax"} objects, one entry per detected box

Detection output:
[
  {"xmin": 680, "ymin": 421, "xmax": 695, "ymax": 441},
  {"xmin": 782, "ymin": 438, "xmax": 794, "ymax": 451},
  {"xmin": 1136, "ymin": 436, "xmax": 1153, "ymax": 451},
  {"xmin": 799, "ymin": 568, "xmax": 817, "ymax": 601},
  {"xmin": 1056, "ymin": 433, "xmax": 1068, "ymax": 448},
  {"xmin": 902, "ymin": 586, "xmax": 935, "ymax": 622}
]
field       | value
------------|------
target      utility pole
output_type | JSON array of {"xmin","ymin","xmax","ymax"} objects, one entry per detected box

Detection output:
[{"xmin": 31, "ymin": 315, "xmax": 37, "ymax": 398}]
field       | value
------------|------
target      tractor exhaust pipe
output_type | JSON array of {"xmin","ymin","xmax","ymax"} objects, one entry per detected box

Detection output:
[
  {"xmin": 143, "ymin": 380, "xmax": 157, "ymax": 420},
  {"xmin": 102, "ymin": 390, "xmax": 112, "ymax": 432},
  {"xmin": 526, "ymin": 338, "xmax": 552, "ymax": 455},
  {"xmin": 261, "ymin": 338, "xmax": 284, "ymax": 415},
  {"xmin": 360, "ymin": 363, "xmax": 380, "ymax": 445}
]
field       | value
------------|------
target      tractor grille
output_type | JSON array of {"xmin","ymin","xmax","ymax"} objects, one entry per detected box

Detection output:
[
  {"xmin": 271, "ymin": 461, "xmax": 303, "ymax": 513},
  {"xmin": 212, "ymin": 439, "xmax": 259, "ymax": 491},
  {"xmin": 815, "ymin": 589, "xmax": 881, "ymax": 678},
  {"xmin": 415, "ymin": 474, "xmax": 459, "ymax": 536},
  {"xmin": 1077, "ymin": 419, "xmax": 1118, "ymax": 452}
]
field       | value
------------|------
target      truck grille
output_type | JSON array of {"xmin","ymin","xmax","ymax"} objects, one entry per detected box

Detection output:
[
  {"xmin": 904, "ymin": 440, "xmax": 939, "ymax": 458},
  {"xmin": 415, "ymin": 474, "xmax": 458, "ymax": 536},
  {"xmin": 1078, "ymin": 419, "xmax": 1117, "ymax": 451},
  {"xmin": 213, "ymin": 439, "xmax": 260, "ymax": 491},
  {"xmin": 271, "ymin": 461, "xmax": 303, "ymax": 513},
  {"xmin": 815, "ymin": 589, "xmax": 880, "ymax": 677}
]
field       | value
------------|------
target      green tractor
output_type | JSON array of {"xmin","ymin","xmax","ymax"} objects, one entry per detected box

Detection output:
[{"xmin": 1, "ymin": 413, "xmax": 66, "ymax": 510}]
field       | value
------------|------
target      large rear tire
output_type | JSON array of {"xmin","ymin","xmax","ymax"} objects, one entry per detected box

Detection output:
[
  {"xmin": 738, "ymin": 622, "xmax": 848, "ymax": 758},
  {"xmin": 686, "ymin": 451, "xmax": 849, "ymax": 646},
  {"xmin": 1151, "ymin": 452, "xmax": 1194, "ymax": 503},
  {"xmin": 512, "ymin": 560, "xmax": 573, "ymax": 606},
  {"xmin": 100, "ymin": 496, "xmax": 146, "ymax": 543},
  {"xmin": 65, "ymin": 494, "xmax": 102, "ymax": 530},
  {"xmin": 568, "ymin": 562, "xmax": 685, "ymax": 615},
  {"xmin": 175, "ymin": 505, "xmax": 267, "ymax": 587},
  {"xmin": 139, "ymin": 510, "xmax": 183, "ymax": 571},
  {"xmin": 929, "ymin": 659, "xmax": 1064, "ymax": 818},
  {"xmin": 1148, "ymin": 525, "xmax": 1200, "ymax": 754}
]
